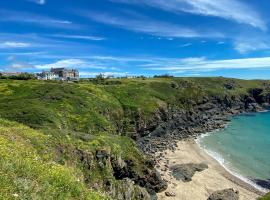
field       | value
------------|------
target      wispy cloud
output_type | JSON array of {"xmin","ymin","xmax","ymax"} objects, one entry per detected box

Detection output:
[
  {"xmin": 48, "ymin": 34, "xmax": 106, "ymax": 41},
  {"xmin": 28, "ymin": 0, "xmax": 46, "ymax": 5},
  {"xmin": 31, "ymin": 56, "xmax": 270, "ymax": 77},
  {"xmin": 86, "ymin": 55, "xmax": 153, "ymax": 63},
  {"xmin": 8, "ymin": 63, "xmax": 35, "ymax": 71},
  {"xmin": 32, "ymin": 56, "xmax": 154, "ymax": 71},
  {"xmin": 144, "ymin": 56, "xmax": 270, "ymax": 72},
  {"xmin": 80, "ymin": 11, "xmax": 223, "ymax": 38},
  {"xmin": 4, "ymin": 55, "xmax": 36, "ymax": 72},
  {"xmin": 0, "ymin": 41, "xmax": 31, "ymax": 49},
  {"xmin": 80, "ymin": 71, "xmax": 128, "ymax": 78},
  {"xmin": 111, "ymin": 0, "xmax": 266, "ymax": 31},
  {"xmin": 0, "ymin": 33, "xmax": 101, "ymax": 54},
  {"xmin": 217, "ymin": 41, "xmax": 225, "ymax": 45},
  {"xmin": 4, "ymin": 49, "xmax": 270, "ymax": 76},
  {"xmin": 35, "ymin": 59, "xmax": 108, "ymax": 70},
  {"xmin": 0, "ymin": 10, "xmax": 77, "ymax": 29},
  {"xmin": 0, "ymin": 51, "xmax": 45, "ymax": 56},
  {"xmin": 179, "ymin": 43, "xmax": 192, "ymax": 47},
  {"xmin": 233, "ymin": 39, "xmax": 270, "ymax": 54}
]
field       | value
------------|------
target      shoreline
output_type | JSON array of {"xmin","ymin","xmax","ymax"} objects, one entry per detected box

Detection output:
[
  {"xmin": 195, "ymin": 133, "xmax": 270, "ymax": 194},
  {"xmin": 156, "ymin": 139, "xmax": 265, "ymax": 200}
]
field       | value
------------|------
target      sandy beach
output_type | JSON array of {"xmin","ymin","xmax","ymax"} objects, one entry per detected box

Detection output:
[{"xmin": 156, "ymin": 139, "xmax": 265, "ymax": 200}]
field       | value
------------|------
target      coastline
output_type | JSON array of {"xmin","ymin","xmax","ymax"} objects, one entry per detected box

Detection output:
[
  {"xmin": 136, "ymin": 89, "xmax": 270, "ymax": 198},
  {"xmin": 156, "ymin": 139, "xmax": 265, "ymax": 200},
  {"xmin": 196, "ymin": 133, "xmax": 270, "ymax": 194}
]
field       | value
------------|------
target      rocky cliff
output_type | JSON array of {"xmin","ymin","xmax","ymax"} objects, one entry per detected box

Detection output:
[{"xmin": 137, "ymin": 87, "xmax": 270, "ymax": 157}]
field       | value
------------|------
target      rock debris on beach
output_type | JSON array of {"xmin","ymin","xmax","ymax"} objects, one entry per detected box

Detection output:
[
  {"xmin": 207, "ymin": 188, "xmax": 239, "ymax": 200},
  {"xmin": 170, "ymin": 163, "xmax": 208, "ymax": 182}
]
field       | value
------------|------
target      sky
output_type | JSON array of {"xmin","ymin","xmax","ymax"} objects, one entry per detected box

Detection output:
[{"xmin": 1, "ymin": 0, "xmax": 270, "ymax": 79}]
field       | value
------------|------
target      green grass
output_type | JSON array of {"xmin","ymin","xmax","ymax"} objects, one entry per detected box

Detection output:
[
  {"xmin": 0, "ymin": 77, "xmax": 269, "ymax": 199},
  {"xmin": 0, "ymin": 119, "xmax": 107, "ymax": 200},
  {"xmin": 259, "ymin": 193, "xmax": 270, "ymax": 200},
  {"xmin": 0, "ymin": 80, "xmax": 123, "ymax": 134},
  {"xmin": 0, "ymin": 77, "xmax": 268, "ymax": 134}
]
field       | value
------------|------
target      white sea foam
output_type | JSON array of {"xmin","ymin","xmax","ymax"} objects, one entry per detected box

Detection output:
[
  {"xmin": 259, "ymin": 109, "xmax": 270, "ymax": 113},
  {"xmin": 198, "ymin": 132, "xmax": 210, "ymax": 139},
  {"xmin": 195, "ymin": 135, "xmax": 269, "ymax": 193}
]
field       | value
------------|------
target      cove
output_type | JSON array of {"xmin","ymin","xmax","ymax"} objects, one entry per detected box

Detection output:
[{"xmin": 198, "ymin": 111, "xmax": 270, "ymax": 192}]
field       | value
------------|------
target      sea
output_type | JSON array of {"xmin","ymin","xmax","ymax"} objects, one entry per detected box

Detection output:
[{"xmin": 196, "ymin": 111, "xmax": 270, "ymax": 193}]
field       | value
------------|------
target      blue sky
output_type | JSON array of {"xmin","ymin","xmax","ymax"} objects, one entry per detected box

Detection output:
[{"xmin": 1, "ymin": 0, "xmax": 270, "ymax": 78}]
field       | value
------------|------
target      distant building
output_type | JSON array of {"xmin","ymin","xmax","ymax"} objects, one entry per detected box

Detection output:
[{"xmin": 38, "ymin": 68, "xmax": 79, "ymax": 81}]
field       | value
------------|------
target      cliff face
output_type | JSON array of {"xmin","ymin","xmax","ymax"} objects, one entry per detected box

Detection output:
[
  {"xmin": 137, "ymin": 88, "xmax": 270, "ymax": 156},
  {"xmin": 0, "ymin": 78, "xmax": 270, "ymax": 199},
  {"xmin": 58, "ymin": 145, "xmax": 166, "ymax": 200}
]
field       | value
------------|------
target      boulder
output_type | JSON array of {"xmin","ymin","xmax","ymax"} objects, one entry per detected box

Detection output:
[
  {"xmin": 165, "ymin": 191, "xmax": 176, "ymax": 197},
  {"xmin": 171, "ymin": 163, "xmax": 208, "ymax": 182},
  {"xmin": 207, "ymin": 188, "xmax": 239, "ymax": 200}
]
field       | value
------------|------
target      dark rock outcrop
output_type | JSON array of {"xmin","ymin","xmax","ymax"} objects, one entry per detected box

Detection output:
[
  {"xmin": 111, "ymin": 155, "xmax": 167, "ymax": 198},
  {"xmin": 108, "ymin": 178, "xmax": 151, "ymax": 200},
  {"xmin": 254, "ymin": 179, "xmax": 270, "ymax": 190},
  {"xmin": 56, "ymin": 145, "xmax": 166, "ymax": 200},
  {"xmin": 136, "ymin": 91, "xmax": 270, "ymax": 157},
  {"xmin": 207, "ymin": 188, "xmax": 239, "ymax": 200},
  {"xmin": 171, "ymin": 163, "xmax": 208, "ymax": 182}
]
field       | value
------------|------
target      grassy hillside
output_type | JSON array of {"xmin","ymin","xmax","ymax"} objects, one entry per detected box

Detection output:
[
  {"xmin": 0, "ymin": 80, "xmax": 123, "ymax": 133},
  {"xmin": 1, "ymin": 77, "xmax": 268, "ymax": 133},
  {"xmin": 0, "ymin": 119, "xmax": 106, "ymax": 200},
  {"xmin": 0, "ymin": 77, "xmax": 269, "ymax": 199}
]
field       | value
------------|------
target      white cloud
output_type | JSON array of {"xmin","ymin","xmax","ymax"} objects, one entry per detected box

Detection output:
[
  {"xmin": 144, "ymin": 56, "xmax": 270, "ymax": 72},
  {"xmin": 112, "ymin": 0, "xmax": 266, "ymax": 30},
  {"xmin": 234, "ymin": 40, "xmax": 270, "ymax": 54},
  {"xmin": 0, "ymin": 10, "xmax": 76, "ymax": 29},
  {"xmin": 82, "ymin": 11, "xmax": 223, "ymax": 38},
  {"xmin": 218, "ymin": 41, "xmax": 225, "ymax": 45},
  {"xmin": 7, "ymin": 56, "xmax": 16, "ymax": 61},
  {"xmin": 37, "ymin": 0, "xmax": 46, "ymax": 5},
  {"xmin": 80, "ymin": 71, "xmax": 128, "ymax": 77},
  {"xmin": 87, "ymin": 55, "xmax": 153, "ymax": 63},
  {"xmin": 4, "ymin": 52, "xmax": 270, "ymax": 76},
  {"xmin": 10, "ymin": 63, "xmax": 28, "ymax": 69},
  {"xmin": 49, "ymin": 34, "xmax": 105, "ymax": 41},
  {"xmin": 180, "ymin": 57, "xmax": 206, "ymax": 63},
  {"xmin": 28, "ymin": 0, "xmax": 46, "ymax": 5},
  {"xmin": 0, "ymin": 51, "xmax": 45, "ymax": 56},
  {"xmin": 35, "ymin": 59, "xmax": 108, "ymax": 70},
  {"xmin": 0, "ymin": 41, "xmax": 31, "ymax": 48},
  {"xmin": 5, "ymin": 61, "xmax": 36, "ymax": 72},
  {"xmin": 179, "ymin": 43, "xmax": 192, "ymax": 47}
]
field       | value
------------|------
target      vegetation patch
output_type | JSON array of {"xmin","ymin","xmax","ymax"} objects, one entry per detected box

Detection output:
[{"xmin": 0, "ymin": 77, "xmax": 269, "ymax": 199}]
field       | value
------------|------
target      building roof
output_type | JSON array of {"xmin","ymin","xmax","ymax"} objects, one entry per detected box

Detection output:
[{"xmin": 50, "ymin": 68, "xmax": 66, "ymax": 73}]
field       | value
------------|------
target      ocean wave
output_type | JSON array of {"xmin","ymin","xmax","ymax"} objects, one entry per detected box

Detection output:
[
  {"xmin": 196, "ymin": 139, "xmax": 270, "ymax": 193},
  {"xmin": 195, "ymin": 130, "xmax": 220, "ymax": 141}
]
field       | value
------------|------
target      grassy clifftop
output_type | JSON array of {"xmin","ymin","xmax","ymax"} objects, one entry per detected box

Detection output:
[
  {"xmin": 1, "ymin": 77, "xmax": 269, "ymax": 133},
  {"xmin": 0, "ymin": 77, "xmax": 269, "ymax": 199},
  {"xmin": 0, "ymin": 119, "xmax": 107, "ymax": 200}
]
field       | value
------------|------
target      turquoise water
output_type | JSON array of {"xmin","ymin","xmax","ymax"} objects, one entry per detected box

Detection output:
[{"xmin": 198, "ymin": 111, "xmax": 270, "ymax": 191}]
